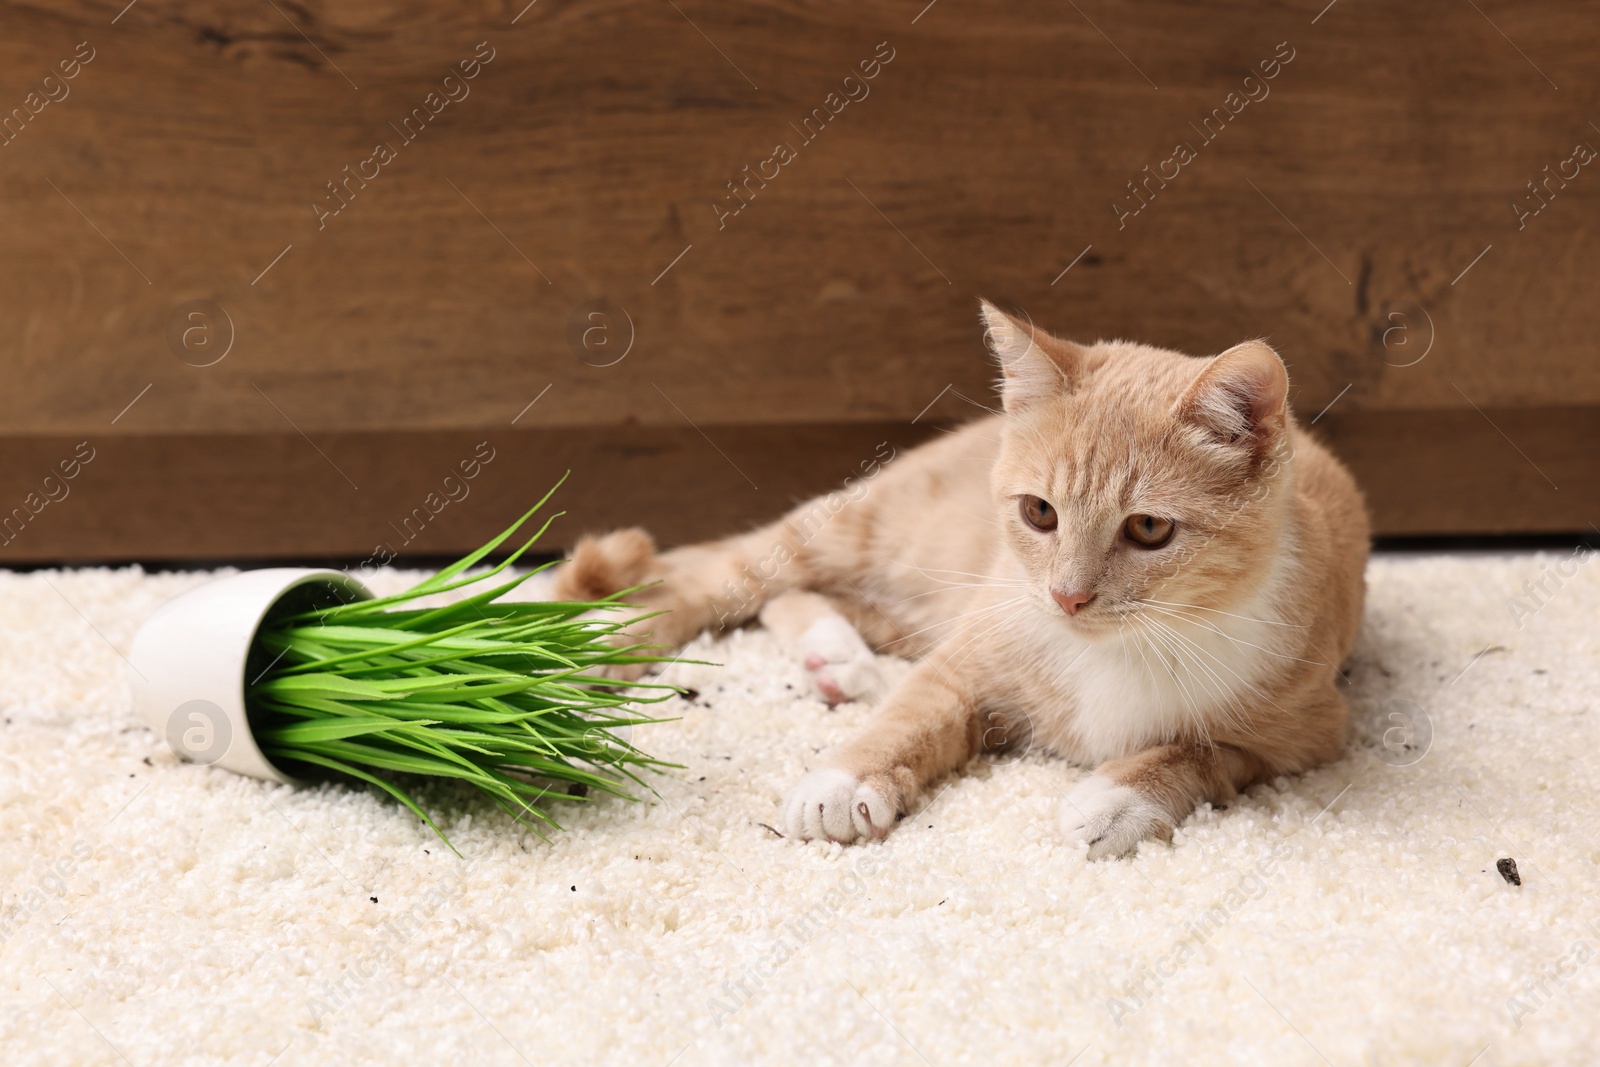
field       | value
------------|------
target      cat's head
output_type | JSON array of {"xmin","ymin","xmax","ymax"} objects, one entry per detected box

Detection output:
[{"xmin": 981, "ymin": 301, "xmax": 1295, "ymax": 636}]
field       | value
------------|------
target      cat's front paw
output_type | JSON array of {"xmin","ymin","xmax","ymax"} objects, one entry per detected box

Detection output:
[
  {"xmin": 781, "ymin": 768, "xmax": 899, "ymax": 843},
  {"xmin": 1060, "ymin": 774, "xmax": 1172, "ymax": 860}
]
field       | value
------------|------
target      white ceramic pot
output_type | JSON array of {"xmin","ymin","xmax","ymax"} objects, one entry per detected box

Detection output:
[{"xmin": 128, "ymin": 568, "xmax": 373, "ymax": 784}]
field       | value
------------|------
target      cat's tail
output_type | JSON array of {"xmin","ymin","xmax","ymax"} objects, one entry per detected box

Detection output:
[{"xmin": 552, "ymin": 519, "xmax": 807, "ymax": 651}]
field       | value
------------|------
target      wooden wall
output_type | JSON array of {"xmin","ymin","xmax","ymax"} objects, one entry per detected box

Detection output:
[{"xmin": 1, "ymin": 0, "xmax": 1596, "ymax": 562}]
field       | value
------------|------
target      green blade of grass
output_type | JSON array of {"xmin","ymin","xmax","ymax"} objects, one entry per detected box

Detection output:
[{"xmin": 255, "ymin": 718, "xmax": 441, "ymax": 744}]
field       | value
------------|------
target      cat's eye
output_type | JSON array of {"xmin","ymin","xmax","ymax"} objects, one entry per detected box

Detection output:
[
  {"xmin": 1123, "ymin": 514, "xmax": 1175, "ymax": 549},
  {"xmin": 1020, "ymin": 495, "xmax": 1057, "ymax": 532}
]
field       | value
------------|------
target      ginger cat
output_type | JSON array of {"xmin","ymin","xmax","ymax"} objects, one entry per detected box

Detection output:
[{"xmin": 555, "ymin": 302, "xmax": 1369, "ymax": 858}]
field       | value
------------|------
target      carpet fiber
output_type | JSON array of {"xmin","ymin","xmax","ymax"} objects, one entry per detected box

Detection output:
[{"xmin": 3, "ymin": 549, "xmax": 1597, "ymax": 1066}]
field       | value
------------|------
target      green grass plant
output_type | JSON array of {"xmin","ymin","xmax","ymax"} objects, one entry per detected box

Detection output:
[{"xmin": 245, "ymin": 479, "xmax": 678, "ymax": 850}]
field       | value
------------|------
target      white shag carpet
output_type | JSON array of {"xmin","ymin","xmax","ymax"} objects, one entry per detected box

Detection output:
[{"xmin": 2, "ymin": 550, "xmax": 1598, "ymax": 1067}]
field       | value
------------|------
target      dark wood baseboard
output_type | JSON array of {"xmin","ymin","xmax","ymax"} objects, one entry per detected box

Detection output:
[
  {"xmin": 1310, "ymin": 406, "xmax": 1597, "ymax": 537},
  {"xmin": 0, "ymin": 422, "xmax": 919, "ymax": 565},
  {"xmin": 2, "ymin": 406, "xmax": 1594, "ymax": 564}
]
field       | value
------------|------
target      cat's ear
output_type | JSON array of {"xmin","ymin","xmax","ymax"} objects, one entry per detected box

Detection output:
[
  {"xmin": 1177, "ymin": 340, "xmax": 1289, "ymax": 448},
  {"xmin": 979, "ymin": 300, "xmax": 1089, "ymax": 413}
]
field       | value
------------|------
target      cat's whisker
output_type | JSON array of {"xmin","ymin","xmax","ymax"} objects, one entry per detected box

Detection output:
[
  {"xmin": 940, "ymin": 598, "xmax": 1030, "ymax": 671},
  {"xmin": 1140, "ymin": 622, "xmax": 1248, "ymax": 735},
  {"xmin": 949, "ymin": 387, "xmax": 1003, "ymax": 417},
  {"xmin": 1131, "ymin": 612, "xmax": 1252, "ymax": 746},
  {"xmin": 889, "ymin": 580, "xmax": 1028, "ymax": 606},
  {"xmin": 912, "ymin": 593, "xmax": 1030, "ymax": 634},
  {"xmin": 1141, "ymin": 615, "xmax": 1230, "ymax": 707},
  {"xmin": 949, "ymin": 608, "xmax": 1030, "ymax": 675},
  {"xmin": 1140, "ymin": 621, "xmax": 1223, "ymax": 749},
  {"xmin": 1127, "ymin": 615, "xmax": 1206, "ymax": 732},
  {"xmin": 1122, "ymin": 615, "xmax": 1167, "ymax": 721},
  {"xmin": 890, "ymin": 561, "xmax": 1030, "ymax": 586},
  {"xmin": 1142, "ymin": 612, "xmax": 1256, "ymax": 697},
  {"xmin": 1133, "ymin": 598, "xmax": 1308, "ymax": 730},
  {"xmin": 1137, "ymin": 598, "xmax": 1305, "ymax": 629},
  {"xmin": 1137, "ymin": 615, "xmax": 1250, "ymax": 748},
  {"xmin": 1140, "ymin": 603, "xmax": 1329, "ymax": 668},
  {"xmin": 942, "ymin": 601, "xmax": 1035, "ymax": 674},
  {"xmin": 1145, "ymin": 620, "xmax": 1241, "ymax": 748},
  {"xmin": 882, "ymin": 595, "xmax": 1030, "ymax": 649},
  {"xmin": 1145, "ymin": 607, "xmax": 1325, "ymax": 671},
  {"xmin": 1139, "ymin": 615, "xmax": 1279, "ymax": 734}
]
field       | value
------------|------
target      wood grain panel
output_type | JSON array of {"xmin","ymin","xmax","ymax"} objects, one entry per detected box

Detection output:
[{"xmin": 0, "ymin": 1, "xmax": 1596, "ymax": 556}]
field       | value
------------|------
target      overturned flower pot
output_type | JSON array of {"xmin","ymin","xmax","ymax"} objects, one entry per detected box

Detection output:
[
  {"xmin": 125, "ymin": 484, "xmax": 679, "ymax": 846},
  {"xmin": 130, "ymin": 567, "xmax": 371, "ymax": 784}
]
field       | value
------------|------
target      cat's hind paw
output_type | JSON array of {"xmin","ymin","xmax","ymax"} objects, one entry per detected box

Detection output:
[
  {"xmin": 1060, "ymin": 774, "xmax": 1172, "ymax": 860},
  {"xmin": 781, "ymin": 768, "xmax": 898, "ymax": 843},
  {"xmin": 803, "ymin": 652, "xmax": 885, "ymax": 706},
  {"xmin": 798, "ymin": 617, "xmax": 885, "ymax": 706}
]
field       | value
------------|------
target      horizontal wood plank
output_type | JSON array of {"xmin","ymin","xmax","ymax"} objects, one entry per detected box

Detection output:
[{"xmin": 1, "ymin": 406, "xmax": 1593, "ymax": 563}]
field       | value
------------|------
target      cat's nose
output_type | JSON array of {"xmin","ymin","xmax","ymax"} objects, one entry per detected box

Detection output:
[{"xmin": 1052, "ymin": 589, "xmax": 1096, "ymax": 615}]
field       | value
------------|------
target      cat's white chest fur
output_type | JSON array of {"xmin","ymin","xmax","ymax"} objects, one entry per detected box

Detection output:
[{"xmin": 1011, "ymin": 582, "xmax": 1294, "ymax": 765}]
